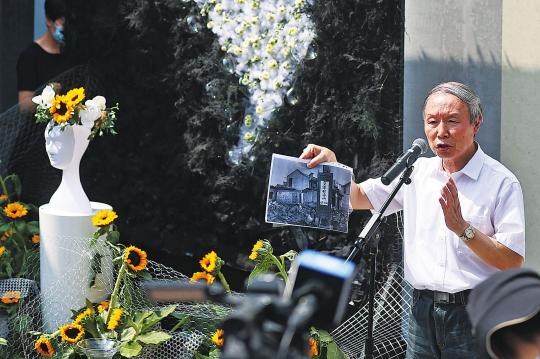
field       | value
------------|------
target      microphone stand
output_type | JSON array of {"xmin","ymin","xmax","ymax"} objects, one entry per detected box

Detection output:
[{"xmin": 346, "ymin": 165, "xmax": 414, "ymax": 359}]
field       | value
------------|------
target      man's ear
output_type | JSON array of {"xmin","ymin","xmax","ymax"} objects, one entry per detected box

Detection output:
[{"xmin": 473, "ymin": 116, "xmax": 482, "ymax": 134}]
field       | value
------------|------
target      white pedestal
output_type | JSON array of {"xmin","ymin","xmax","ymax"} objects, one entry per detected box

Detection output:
[{"xmin": 39, "ymin": 202, "xmax": 114, "ymax": 332}]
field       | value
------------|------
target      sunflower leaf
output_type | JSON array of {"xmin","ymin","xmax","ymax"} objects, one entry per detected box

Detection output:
[
  {"xmin": 107, "ymin": 230, "xmax": 120, "ymax": 244},
  {"xmin": 58, "ymin": 346, "xmax": 74, "ymax": 359},
  {"xmin": 121, "ymin": 327, "xmax": 137, "ymax": 342},
  {"xmin": 26, "ymin": 221, "xmax": 39, "ymax": 233},
  {"xmin": 0, "ymin": 223, "xmax": 10, "ymax": 232},
  {"xmin": 247, "ymin": 255, "xmax": 274, "ymax": 285},
  {"xmin": 137, "ymin": 330, "xmax": 171, "ymax": 344},
  {"xmin": 209, "ymin": 348, "xmax": 222, "ymax": 359},
  {"xmin": 0, "ymin": 338, "xmax": 6, "ymax": 345},
  {"xmin": 119, "ymin": 340, "xmax": 142, "ymax": 358}
]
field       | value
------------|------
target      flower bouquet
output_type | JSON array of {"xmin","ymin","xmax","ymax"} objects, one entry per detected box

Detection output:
[
  {"xmin": 31, "ymin": 211, "xmax": 175, "ymax": 358},
  {"xmin": 33, "ymin": 83, "xmax": 119, "ymax": 140}
]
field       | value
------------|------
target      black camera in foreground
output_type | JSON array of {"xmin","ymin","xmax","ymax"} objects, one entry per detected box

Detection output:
[{"xmin": 143, "ymin": 250, "xmax": 356, "ymax": 359}]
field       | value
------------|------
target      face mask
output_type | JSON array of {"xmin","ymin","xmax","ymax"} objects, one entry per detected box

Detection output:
[{"xmin": 52, "ymin": 25, "xmax": 65, "ymax": 45}]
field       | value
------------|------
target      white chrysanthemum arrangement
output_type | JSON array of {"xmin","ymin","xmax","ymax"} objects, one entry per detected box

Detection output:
[{"xmin": 193, "ymin": 0, "xmax": 316, "ymax": 162}]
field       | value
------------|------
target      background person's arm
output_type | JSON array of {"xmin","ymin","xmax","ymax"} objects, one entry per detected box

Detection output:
[{"xmin": 18, "ymin": 91, "xmax": 34, "ymax": 112}]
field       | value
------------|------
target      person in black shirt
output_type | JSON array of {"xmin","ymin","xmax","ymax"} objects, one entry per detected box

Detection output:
[{"xmin": 17, "ymin": 0, "xmax": 71, "ymax": 112}]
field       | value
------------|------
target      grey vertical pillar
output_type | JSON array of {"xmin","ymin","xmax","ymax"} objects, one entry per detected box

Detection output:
[
  {"xmin": 0, "ymin": 0, "xmax": 34, "ymax": 113},
  {"xmin": 404, "ymin": 0, "xmax": 502, "ymax": 159}
]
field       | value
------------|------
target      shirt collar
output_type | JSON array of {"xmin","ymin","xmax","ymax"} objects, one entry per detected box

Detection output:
[{"xmin": 435, "ymin": 143, "xmax": 485, "ymax": 181}]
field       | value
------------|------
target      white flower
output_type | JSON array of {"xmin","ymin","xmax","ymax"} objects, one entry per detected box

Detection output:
[
  {"xmin": 92, "ymin": 96, "xmax": 107, "ymax": 110},
  {"xmin": 79, "ymin": 97, "xmax": 105, "ymax": 129},
  {"xmin": 32, "ymin": 85, "xmax": 55, "ymax": 108}
]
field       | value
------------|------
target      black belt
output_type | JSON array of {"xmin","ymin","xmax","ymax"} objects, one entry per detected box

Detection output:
[{"xmin": 415, "ymin": 289, "xmax": 471, "ymax": 305}]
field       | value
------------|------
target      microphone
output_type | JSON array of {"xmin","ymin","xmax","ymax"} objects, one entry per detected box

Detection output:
[{"xmin": 381, "ymin": 138, "xmax": 428, "ymax": 185}]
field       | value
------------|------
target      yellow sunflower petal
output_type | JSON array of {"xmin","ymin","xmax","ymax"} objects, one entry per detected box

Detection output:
[
  {"xmin": 91, "ymin": 209, "xmax": 118, "ymax": 227},
  {"xmin": 249, "ymin": 240, "xmax": 264, "ymax": 260},
  {"xmin": 123, "ymin": 245, "xmax": 148, "ymax": 271},
  {"xmin": 199, "ymin": 251, "xmax": 218, "ymax": 273},
  {"xmin": 190, "ymin": 271, "xmax": 215, "ymax": 284},
  {"xmin": 35, "ymin": 337, "xmax": 55, "ymax": 357},
  {"xmin": 3, "ymin": 202, "xmax": 28, "ymax": 219},
  {"xmin": 212, "ymin": 329, "xmax": 224, "ymax": 347},
  {"xmin": 59, "ymin": 323, "xmax": 85, "ymax": 343},
  {"xmin": 1, "ymin": 290, "xmax": 21, "ymax": 304}
]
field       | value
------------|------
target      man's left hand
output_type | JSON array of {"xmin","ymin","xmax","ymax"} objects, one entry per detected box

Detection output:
[{"xmin": 439, "ymin": 177, "xmax": 468, "ymax": 236}]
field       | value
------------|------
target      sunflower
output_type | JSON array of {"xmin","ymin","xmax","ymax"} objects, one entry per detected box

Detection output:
[
  {"xmin": 0, "ymin": 194, "xmax": 8, "ymax": 202},
  {"xmin": 98, "ymin": 300, "xmax": 110, "ymax": 313},
  {"xmin": 1, "ymin": 290, "xmax": 21, "ymax": 304},
  {"xmin": 249, "ymin": 240, "xmax": 264, "ymax": 260},
  {"xmin": 212, "ymin": 329, "xmax": 224, "ymax": 347},
  {"xmin": 31, "ymin": 234, "xmax": 40, "ymax": 244},
  {"xmin": 74, "ymin": 307, "xmax": 94, "ymax": 324},
  {"xmin": 308, "ymin": 337, "xmax": 319, "ymax": 357},
  {"xmin": 3, "ymin": 202, "xmax": 28, "ymax": 219},
  {"xmin": 107, "ymin": 308, "xmax": 123, "ymax": 330},
  {"xmin": 0, "ymin": 246, "xmax": 5, "ymax": 256},
  {"xmin": 59, "ymin": 323, "xmax": 85, "ymax": 343},
  {"xmin": 124, "ymin": 245, "xmax": 148, "ymax": 272},
  {"xmin": 49, "ymin": 94, "xmax": 74, "ymax": 123},
  {"xmin": 65, "ymin": 87, "xmax": 85, "ymax": 107},
  {"xmin": 190, "ymin": 271, "xmax": 215, "ymax": 284},
  {"xmin": 199, "ymin": 251, "xmax": 218, "ymax": 273},
  {"xmin": 35, "ymin": 337, "xmax": 55, "ymax": 357},
  {"xmin": 91, "ymin": 209, "xmax": 118, "ymax": 227},
  {"xmin": 0, "ymin": 229, "xmax": 16, "ymax": 241}
]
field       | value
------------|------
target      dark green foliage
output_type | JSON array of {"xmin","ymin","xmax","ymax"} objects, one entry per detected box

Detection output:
[{"xmin": 62, "ymin": 0, "xmax": 403, "ymax": 279}]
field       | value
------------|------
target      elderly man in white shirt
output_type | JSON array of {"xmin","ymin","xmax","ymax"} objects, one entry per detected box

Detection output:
[{"xmin": 300, "ymin": 82, "xmax": 525, "ymax": 359}]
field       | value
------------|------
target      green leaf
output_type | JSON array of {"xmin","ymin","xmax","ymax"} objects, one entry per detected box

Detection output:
[
  {"xmin": 0, "ymin": 223, "xmax": 10, "ymax": 232},
  {"xmin": 14, "ymin": 221, "xmax": 26, "ymax": 234},
  {"xmin": 138, "ymin": 270, "xmax": 153, "ymax": 280},
  {"xmin": 194, "ymin": 352, "xmax": 210, "ymax": 359},
  {"xmin": 140, "ymin": 304, "xmax": 177, "ymax": 332},
  {"xmin": 280, "ymin": 250, "xmax": 297, "ymax": 262},
  {"xmin": 58, "ymin": 346, "xmax": 75, "ymax": 359},
  {"xmin": 208, "ymin": 348, "xmax": 222, "ymax": 359},
  {"xmin": 107, "ymin": 230, "xmax": 120, "ymax": 244},
  {"xmin": 137, "ymin": 331, "xmax": 171, "ymax": 344},
  {"xmin": 26, "ymin": 203, "xmax": 39, "ymax": 213},
  {"xmin": 119, "ymin": 340, "xmax": 143, "ymax": 358},
  {"xmin": 0, "ymin": 338, "xmax": 7, "ymax": 345},
  {"xmin": 26, "ymin": 221, "xmax": 40, "ymax": 233},
  {"xmin": 325, "ymin": 341, "xmax": 348, "ymax": 359},
  {"xmin": 318, "ymin": 329, "xmax": 334, "ymax": 343},
  {"xmin": 247, "ymin": 255, "xmax": 275, "ymax": 285},
  {"xmin": 120, "ymin": 327, "xmax": 137, "ymax": 342}
]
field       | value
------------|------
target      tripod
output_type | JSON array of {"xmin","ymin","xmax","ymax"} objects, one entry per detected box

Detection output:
[{"xmin": 346, "ymin": 165, "xmax": 414, "ymax": 359}]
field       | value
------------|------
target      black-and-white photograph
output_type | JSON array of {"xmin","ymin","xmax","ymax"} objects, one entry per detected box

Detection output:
[{"xmin": 265, "ymin": 154, "xmax": 353, "ymax": 233}]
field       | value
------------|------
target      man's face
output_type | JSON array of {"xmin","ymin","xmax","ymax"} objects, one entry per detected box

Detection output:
[{"xmin": 423, "ymin": 92, "xmax": 480, "ymax": 165}]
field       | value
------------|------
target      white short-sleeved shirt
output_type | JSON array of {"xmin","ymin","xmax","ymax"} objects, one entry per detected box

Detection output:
[{"xmin": 361, "ymin": 145, "xmax": 525, "ymax": 293}]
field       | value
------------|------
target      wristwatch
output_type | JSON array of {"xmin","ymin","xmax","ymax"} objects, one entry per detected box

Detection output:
[{"xmin": 459, "ymin": 224, "xmax": 475, "ymax": 242}]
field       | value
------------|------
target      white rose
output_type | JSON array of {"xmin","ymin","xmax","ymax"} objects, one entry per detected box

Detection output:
[
  {"xmin": 32, "ymin": 85, "xmax": 55, "ymax": 108},
  {"xmin": 92, "ymin": 96, "xmax": 107, "ymax": 110},
  {"xmin": 79, "ymin": 99, "xmax": 102, "ymax": 129}
]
